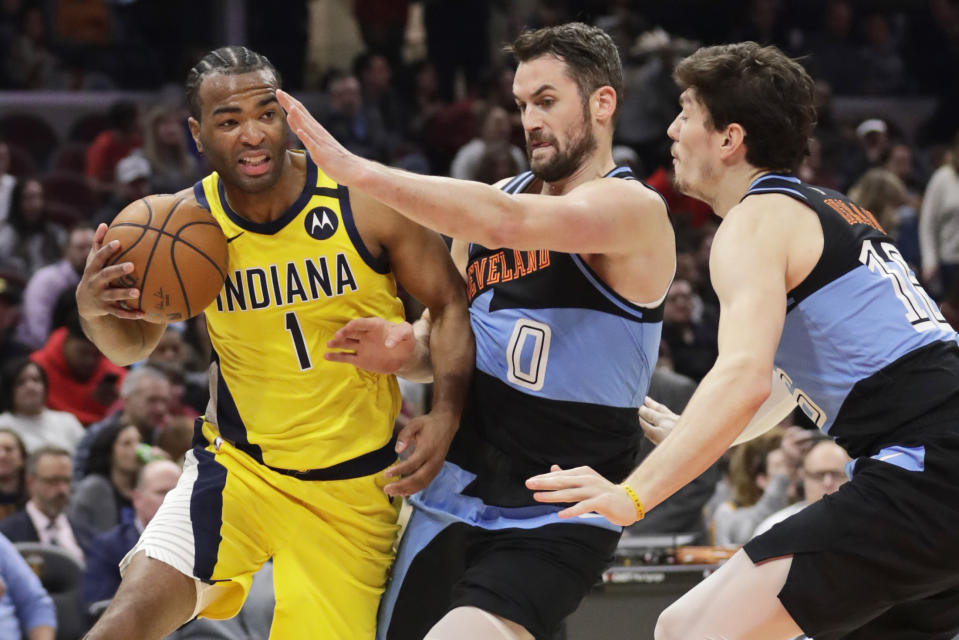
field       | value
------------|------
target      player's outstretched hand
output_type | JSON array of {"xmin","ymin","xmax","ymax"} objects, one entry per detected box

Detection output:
[
  {"xmin": 75, "ymin": 223, "xmax": 145, "ymax": 321},
  {"xmin": 383, "ymin": 409, "xmax": 457, "ymax": 497},
  {"xmin": 326, "ymin": 317, "xmax": 416, "ymax": 374},
  {"xmin": 526, "ymin": 465, "xmax": 641, "ymax": 526},
  {"xmin": 638, "ymin": 396, "xmax": 679, "ymax": 445},
  {"xmin": 276, "ymin": 90, "xmax": 364, "ymax": 187}
]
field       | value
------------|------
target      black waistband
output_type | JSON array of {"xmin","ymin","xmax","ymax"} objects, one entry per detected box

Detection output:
[
  {"xmin": 193, "ymin": 417, "xmax": 399, "ymax": 480},
  {"xmin": 257, "ymin": 434, "xmax": 398, "ymax": 481}
]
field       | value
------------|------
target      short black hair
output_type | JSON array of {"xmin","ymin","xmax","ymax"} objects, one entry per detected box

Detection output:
[{"xmin": 185, "ymin": 46, "xmax": 282, "ymax": 120}]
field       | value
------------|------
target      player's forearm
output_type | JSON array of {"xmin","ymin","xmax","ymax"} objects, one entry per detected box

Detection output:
[
  {"xmin": 353, "ymin": 161, "xmax": 516, "ymax": 247},
  {"xmin": 625, "ymin": 356, "xmax": 771, "ymax": 513},
  {"xmin": 424, "ymin": 298, "xmax": 474, "ymax": 424},
  {"xmin": 78, "ymin": 314, "xmax": 164, "ymax": 366}
]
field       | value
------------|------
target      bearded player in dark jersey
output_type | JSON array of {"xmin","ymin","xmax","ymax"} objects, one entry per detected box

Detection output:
[
  {"xmin": 531, "ymin": 42, "xmax": 959, "ymax": 640},
  {"xmin": 280, "ymin": 23, "xmax": 676, "ymax": 640}
]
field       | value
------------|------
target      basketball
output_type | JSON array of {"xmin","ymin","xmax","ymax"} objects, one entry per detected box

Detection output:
[{"xmin": 103, "ymin": 194, "xmax": 228, "ymax": 323}]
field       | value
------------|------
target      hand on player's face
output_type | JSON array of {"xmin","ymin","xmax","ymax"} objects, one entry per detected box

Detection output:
[
  {"xmin": 526, "ymin": 465, "xmax": 641, "ymax": 526},
  {"xmin": 276, "ymin": 90, "xmax": 363, "ymax": 186},
  {"xmin": 75, "ymin": 223, "xmax": 145, "ymax": 321},
  {"xmin": 383, "ymin": 409, "xmax": 458, "ymax": 497}
]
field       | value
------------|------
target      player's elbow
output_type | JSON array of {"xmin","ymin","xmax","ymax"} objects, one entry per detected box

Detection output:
[{"xmin": 718, "ymin": 355, "xmax": 772, "ymax": 412}]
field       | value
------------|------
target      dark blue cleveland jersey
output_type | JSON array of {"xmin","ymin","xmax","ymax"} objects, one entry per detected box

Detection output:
[
  {"xmin": 747, "ymin": 174, "xmax": 959, "ymax": 457},
  {"xmin": 447, "ymin": 166, "xmax": 667, "ymax": 507}
]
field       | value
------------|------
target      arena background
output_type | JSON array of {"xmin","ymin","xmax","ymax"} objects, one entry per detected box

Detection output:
[{"xmin": 0, "ymin": 1, "xmax": 957, "ymax": 639}]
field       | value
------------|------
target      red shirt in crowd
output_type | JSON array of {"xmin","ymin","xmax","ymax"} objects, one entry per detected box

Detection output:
[
  {"xmin": 30, "ymin": 327, "xmax": 126, "ymax": 426},
  {"xmin": 645, "ymin": 166, "xmax": 716, "ymax": 229},
  {"xmin": 84, "ymin": 130, "xmax": 142, "ymax": 183}
]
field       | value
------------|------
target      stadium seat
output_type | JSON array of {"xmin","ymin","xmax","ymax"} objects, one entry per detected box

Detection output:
[
  {"xmin": 41, "ymin": 171, "xmax": 99, "ymax": 219},
  {"xmin": 68, "ymin": 112, "xmax": 110, "ymax": 144},
  {"xmin": 15, "ymin": 542, "xmax": 88, "ymax": 640},
  {"xmin": 7, "ymin": 143, "xmax": 36, "ymax": 177},
  {"xmin": 52, "ymin": 143, "xmax": 90, "ymax": 175}
]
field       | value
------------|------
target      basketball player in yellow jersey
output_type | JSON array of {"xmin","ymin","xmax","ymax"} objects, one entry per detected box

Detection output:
[{"xmin": 75, "ymin": 46, "xmax": 473, "ymax": 640}]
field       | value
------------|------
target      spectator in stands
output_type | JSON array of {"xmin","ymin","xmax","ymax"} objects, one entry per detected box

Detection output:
[
  {"xmin": 84, "ymin": 100, "xmax": 142, "ymax": 202},
  {"xmin": 0, "ymin": 272, "xmax": 29, "ymax": 363},
  {"xmin": 15, "ymin": 223, "xmax": 93, "ymax": 350},
  {"xmin": 69, "ymin": 423, "xmax": 143, "ymax": 536},
  {"xmin": 353, "ymin": 52, "xmax": 406, "ymax": 143},
  {"xmin": 661, "ymin": 278, "xmax": 718, "ymax": 381},
  {"xmin": 858, "ymin": 11, "xmax": 906, "ymax": 96},
  {"xmin": 92, "ymin": 152, "xmax": 152, "ymax": 228},
  {"xmin": 920, "ymin": 132, "xmax": 959, "ymax": 297},
  {"xmin": 147, "ymin": 360, "xmax": 198, "ymax": 422},
  {"xmin": 753, "ymin": 438, "xmax": 851, "ymax": 536},
  {"xmin": 321, "ymin": 71, "xmax": 390, "ymax": 163},
  {"xmin": 805, "ymin": 0, "xmax": 862, "ymax": 93},
  {"xmin": 3, "ymin": 5, "xmax": 58, "ymax": 90},
  {"xmin": 797, "ymin": 137, "xmax": 838, "ymax": 191},
  {"xmin": 645, "ymin": 163, "xmax": 715, "ymax": 230},
  {"xmin": 0, "ymin": 428, "xmax": 27, "ymax": 520},
  {"xmin": 82, "ymin": 459, "xmax": 180, "ymax": 604},
  {"xmin": 450, "ymin": 105, "xmax": 527, "ymax": 181},
  {"xmin": 0, "ymin": 447, "xmax": 89, "ymax": 565},
  {"xmin": 30, "ymin": 308, "xmax": 126, "ymax": 426},
  {"xmin": 0, "ymin": 359, "xmax": 84, "ymax": 455},
  {"xmin": 353, "ymin": 0, "xmax": 408, "ymax": 67},
  {"xmin": 0, "ymin": 531, "xmax": 56, "ymax": 640},
  {"xmin": 711, "ymin": 428, "xmax": 793, "ymax": 546},
  {"xmin": 402, "ymin": 61, "xmax": 444, "ymax": 154},
  {"xmin": 0, "ymin": 140, "xmax": 15, "ymax": 224},
  {"xmin": 141, "ymin": 105, "xmax": 199, "ymax": 194},
  {"xmin": 0, "ymin": 178, "xmax": 65, "ymax": 276},
  {"xmin": 855, "ymin": 118, "xmax": 891, "ymax": 169},
  {"xmin": 73, "ymin": 366, "xmax": 170, "ymax": 483},
  {"xmin": 847, "ymin": 168, "xmax": 909, "ymax": 242},
  {"xmin": 472, "ymin": 142, "xmax": 522, "ymax": 185}
]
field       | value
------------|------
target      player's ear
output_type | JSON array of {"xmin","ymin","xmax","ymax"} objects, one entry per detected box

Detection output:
[
  {"xmin": 720, "ymin": 123, "xmax": 746, "ymax": 160},
  {"xmin": 592, "ymin": 86, "xmax": 616, "ymax": 124},
  {"xmin": 188, "ymin": 117, "xmax": 203, "ymax": 153}
]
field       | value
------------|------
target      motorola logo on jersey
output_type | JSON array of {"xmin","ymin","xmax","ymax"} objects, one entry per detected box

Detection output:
[{"xmin": 304, "ymin": 207, "xmax": 338, "ymax": 240}]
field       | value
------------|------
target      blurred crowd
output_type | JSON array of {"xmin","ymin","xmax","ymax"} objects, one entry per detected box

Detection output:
[{"xmin": 0, "ymin": 0, "xmax": 958, "ymax": 638}]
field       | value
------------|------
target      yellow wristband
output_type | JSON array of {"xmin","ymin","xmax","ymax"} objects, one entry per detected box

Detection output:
[{"xmin": 620, "ymin": 483, "xmax": 645, "ymax": 522}]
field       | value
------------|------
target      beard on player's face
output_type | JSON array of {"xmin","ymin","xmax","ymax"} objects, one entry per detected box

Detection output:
[{"xmin": 527, "ymin": 114, "xmax": 597, "ymax": 183}]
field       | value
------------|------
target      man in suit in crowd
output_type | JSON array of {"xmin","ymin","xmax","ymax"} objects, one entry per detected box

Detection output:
[{"xmin": 0, "ymin": 446, "xmax": 91, "ymax": 564}]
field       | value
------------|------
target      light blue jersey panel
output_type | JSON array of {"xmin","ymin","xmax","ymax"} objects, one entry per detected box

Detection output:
[
  {"xmin": 470, "ymin": 289, "xmax": 660, "ymax": 408},
  {"xmin": 777, "ymin": 265, "xmax": 959, "ymax": 431}
]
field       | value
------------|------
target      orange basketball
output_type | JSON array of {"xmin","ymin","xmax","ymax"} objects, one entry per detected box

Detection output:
[{"xmin": 103, "ymin": 194, "xmax": 228, "ymax": 323}]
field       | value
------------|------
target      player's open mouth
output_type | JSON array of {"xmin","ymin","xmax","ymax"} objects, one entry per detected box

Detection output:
[{"xmin": 238, "ymin": 154, "xmax": 271, "ymax": 176}]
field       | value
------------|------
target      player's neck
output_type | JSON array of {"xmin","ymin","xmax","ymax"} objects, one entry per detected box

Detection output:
[
  {"xmin": 539, "ymin": 149, "xmax": 616, "ymax": 196},
  {"xmin": 710, "ymin": 165, "xmax": 770, "ymax": 218},
  {"xmin": 222, "ymin": 151, "xmax": 306, "ymax": 224}
]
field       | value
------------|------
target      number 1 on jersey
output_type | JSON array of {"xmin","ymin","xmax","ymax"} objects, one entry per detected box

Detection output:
[{"xmin": 284, "ymin": 311, "xmax": 313, "ymax": 370}]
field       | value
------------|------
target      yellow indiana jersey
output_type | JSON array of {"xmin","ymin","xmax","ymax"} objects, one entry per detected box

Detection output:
[{"xmin": 193, "ymin": 152, "xmax": 404, "ymax": 472}]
